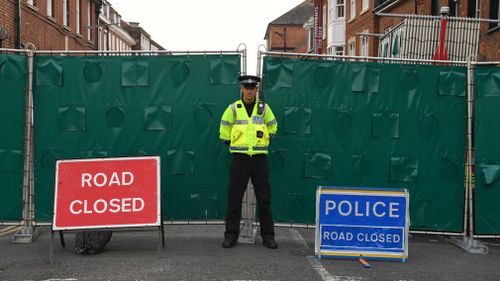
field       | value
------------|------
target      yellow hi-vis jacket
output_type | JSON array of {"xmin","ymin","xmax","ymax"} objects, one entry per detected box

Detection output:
[{"xmin": 219, "ymin": 100, "xmax": 277, "ymax": 156}]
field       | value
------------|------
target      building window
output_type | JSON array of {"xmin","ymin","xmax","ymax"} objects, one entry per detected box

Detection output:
[
  {"xmin": 308, "ymin": 28, "xmax": 314, "ymax": 52},
  {"xmin": 47, "ymin": 0, "xmax": 54, "ymax": 17},
  {"xmin": 468, "ymin": 0, "xmax": 478, "ymax": 17},
  {"xmin": 489, "ymin": 0, "xmax": 499, "ymax": 30},
  {"xmin": 76, "ymin": 0, "xmax": 81, "ymax": 34},
  {"xmin": 63, "ymin": 0, "xmax": 69, "ymax": 26},
  {"xmin": 104, "ymin": 30, "xmax": 108, "ymax": 50},
  {"xmin": 335, "ymin": 46, "xmax": 344, "ymax": 55},
  {"xmin": 101, "ymin": 3, "xmax": 109, "ymax": 18},
  {"xmin": 431, "ymin": 0, "xmax": 440, "ymax": 16},
  {"xmin": 337, "ymin": 0, "xmax": 345, "ymax": 18},
  {"xmin": 87, "ymin": 0, "xmax": 92, "ymax": 41},
  {"xmin": 27, "ymin": 0, "xmax": 36, "ymax": 6},
  {"xmin": 361, "ymin": 36, "xmax": 368, "ymax": 57},
  {"xmin": 328, "ymin": 0, "xmax": 335, "ymax": 20},
  {"xmin": 362, "ymin": 0, "xmax": 368, "ymax": 11},
  {"xmin": 448, "ymin": 0, "xmax": 458, "ymax": 16},
  {"xmin": 349, "ymin": 41, "xmax": 355, "ymax": 56},
  {"xmin": 327, "ymin": 45, "xmax": 344, "ymax": 55},
  {"xmin": 350, "ymin": 0, "xmax": 356, "ymax": 19},
  {"xmin": 323, "ymin": 10, "xmax": 327, "ymax": 39}
]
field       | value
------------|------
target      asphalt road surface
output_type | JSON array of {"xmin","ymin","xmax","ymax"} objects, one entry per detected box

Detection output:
[{"xmin": 1, "ymin": 225, "xmax": 499, "ymax": 281}]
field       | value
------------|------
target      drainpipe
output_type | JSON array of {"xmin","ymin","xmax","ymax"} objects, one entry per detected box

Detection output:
[{"xmin": 15, "ymin": 0, "xmax": 21, "ymax": 48}]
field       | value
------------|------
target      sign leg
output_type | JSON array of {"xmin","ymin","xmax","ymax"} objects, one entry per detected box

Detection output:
[
  {"xmin": 49, "ymin": 231, "xmax": 54, "ymax": 264},
  {"xmin": 59, "ymin": 231, "xmax": 65, "ymax": 248}
]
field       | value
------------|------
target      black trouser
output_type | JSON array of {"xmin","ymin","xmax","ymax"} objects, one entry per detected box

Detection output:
[{"xmin": 224, "ymin": 153, "xmax": 275, "ymax": 241}]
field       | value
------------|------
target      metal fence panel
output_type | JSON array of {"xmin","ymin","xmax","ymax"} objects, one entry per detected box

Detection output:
[
  {"xmin": 34, "ymin": 54, "xmax": 241, "ymax": 221},
  {"xmin": 474, "ymin": 66, "xmax": 500, "ymax": 235},
  {"xmin": 262, "ymin": 56, "xmax": 466, "ymax": 232},
  {"xmin": 0, "ymin": 54, "xmax": 26, "ymax": 221}
]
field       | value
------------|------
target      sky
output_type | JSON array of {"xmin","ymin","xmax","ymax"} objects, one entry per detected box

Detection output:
[{"xmin": 111, "ymin": 0, "xmax": 306, "ymax": 75}]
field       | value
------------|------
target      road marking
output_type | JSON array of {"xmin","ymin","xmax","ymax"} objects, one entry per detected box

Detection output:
[
  {"xmin": 289, "ymin": 228, "xmax": 308, "ymax": 248},
  {"xmin": 0, "ymin": 226, "xmax": 20, "ymax": 236},
  {"xmin": 289, "ymin": 229, "xmax": 364, "ymax": 281},
  {"xmin": 40, "ymin": 279, "xmax": 78, "ymax": 281},
  {"xmin": 306, "ymin": 256, "xmax": 365, "ymax": 281}
]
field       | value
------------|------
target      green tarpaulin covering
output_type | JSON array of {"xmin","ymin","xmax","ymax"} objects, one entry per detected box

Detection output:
[
  {"xmin": 0, "ymin": 54, "xmax": 26, "ymax": 221},
  {"xmin": 34, "ymin": 55, "xmax": 241, "ymax": 221},
  {"xmin": 262, "ymin": 57, "xmax": 466, "ymax": 232},
  {"xmin": 474, "ymin": 66, "xmax": 500, "ymax": 235}
]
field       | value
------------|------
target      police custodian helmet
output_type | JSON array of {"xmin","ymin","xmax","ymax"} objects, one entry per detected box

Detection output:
[{"xmin": 238, "ymin": 75, "xmax": 261, "ymax": 88}]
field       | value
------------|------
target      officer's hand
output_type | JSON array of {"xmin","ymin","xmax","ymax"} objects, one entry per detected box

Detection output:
[
  {"xmin": 222, "ymin": 140, "xmax": 230, "ymax": 146},
  {"xmin": 269, "ymin": 134, "xmax": 276, "ymax": 142}
]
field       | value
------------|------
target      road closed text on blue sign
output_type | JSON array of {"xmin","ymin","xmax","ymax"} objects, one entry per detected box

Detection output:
[{"xmin": 315, "ymin": 186, "xmax": 409, "ymax": 262}]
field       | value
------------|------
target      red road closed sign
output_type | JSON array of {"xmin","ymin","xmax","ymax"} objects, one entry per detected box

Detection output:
[{"xmin": 53, "ymin": 156, "xmax": 161, "ymax": 230}]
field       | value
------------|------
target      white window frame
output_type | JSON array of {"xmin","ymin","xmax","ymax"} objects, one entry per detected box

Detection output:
[
  {"xmin": 335, "ymin": 46, "xmax": 344, "ymax": 56},
  {"xmin": 47, "ymin": 0, "xmax": 53, "ymax": 17},
  {"xmin": 87, "ymin": 0, "xmax": 91, "ymax": 41},
  {"xmin": 323, "ymin": 9, "xmax": 327, "ymax": 40},
  {"xmin": 76, "ymin": 0, "xmax": 81, "ymax": 34},
  {"xmin": 63, "ymin": 0, "xmax": 68, "ymax": 26},
  {"xmin": 337, "ymin": 0, "xmax": 345, "ymax": 18},
  {"xmin": 101, "ymin": 3, "xmax": 109, "ymax": 18},
  {"xmin": 27, "ymin": 0, "xmax": 35, "ymax": 6},
  {"xmin": 361, "ymin": 36, "xmax": 368, "ymax": 58},
  {"xmin": 308, "ymin": 28, "xmax": 314, "ymax": 52},
  {"xmin": 362, "ymin": 0, "xmax": 369, "ymax": 12},
  {"xmin": 350, "ymin": 0, "xmax": 356, "ymax": 19},
  {"xmin": 328, "ymin": 0, "xmax": 335, "ymax": 21},
  {"xmin": 104, "ymin": 30, "xmax": 108, "ymax": 50},
  {"xmin": 490, "ymin": 0, "xmax": 500, "ymax": 29},
  {"xmin": 349, "ymin": 40, "xmax": 355, "ymax": 56}
]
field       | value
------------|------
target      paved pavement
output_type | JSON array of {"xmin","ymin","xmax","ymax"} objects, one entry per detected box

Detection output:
[{"xmin": 1, "ymin": 225, "xmax": 500, "ymax": 281}]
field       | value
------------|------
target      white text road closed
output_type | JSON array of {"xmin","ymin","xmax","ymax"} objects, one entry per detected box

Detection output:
[
  {"xmin": 315, "ymin": 186, "xmax": 409, "ymax": 262},
  {"xmin": 53, "ymin": 157, "xmax": 161, "ymax": 230}
]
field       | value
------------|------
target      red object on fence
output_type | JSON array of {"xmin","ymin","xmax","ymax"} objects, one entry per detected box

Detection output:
[{"xmin": 433, "ymin": 17, "xmax": 449, "ymax": 63}]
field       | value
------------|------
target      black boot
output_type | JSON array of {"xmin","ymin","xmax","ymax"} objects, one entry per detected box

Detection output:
[
  {"xmin": 262, "ymin": 239, "xmax": 278, "ymax": 249},
  {"xmin": 222, "ymin": 239, "xmax": 237, "ymax": 248}
]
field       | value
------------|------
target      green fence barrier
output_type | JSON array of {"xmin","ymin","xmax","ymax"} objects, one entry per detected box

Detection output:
[
  {"xmin": 34, "ymin": 55, "xmax": 241, "ymax": 221},
  {"xmin": 474, "ymin": 66, "xmax": 500, "ymax": 235},
  {"xmin": 0, "ymin": 54, "xmax": 26, "ymax": 221},
  {"xmin": 31, "ymin": 54, "xmax": 469, "ymax": 232},
  {"xmin": 262, "ymin": 57, "xmax": 466, "ymax": 232}
]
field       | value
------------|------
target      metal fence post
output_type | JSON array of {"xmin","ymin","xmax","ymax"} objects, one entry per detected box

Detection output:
[
  {"xmin": 12, "ymin": 48, "xmax": 40, "ymax": 243},
  {"xmin": 447, "ymin": 57, "xmax": 488, "ymax": 254},
  {"xmin": 238, "ymin": 180, "xmax": 257, "ymax": 244}
]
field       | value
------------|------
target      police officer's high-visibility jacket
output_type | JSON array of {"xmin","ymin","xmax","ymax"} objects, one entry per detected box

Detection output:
[{"xmin": 220, "ymin": 100, "xmax": 277, "ymax": 155}]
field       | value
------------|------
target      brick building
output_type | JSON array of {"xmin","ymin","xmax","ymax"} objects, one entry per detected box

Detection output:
[
  {"xmin": 264, "ymin": 0, "xmax": 314, "ymax": 53},
  {"xmin": 96, "ymin": 1, "xmax": 135, "ymax": 51},
  {"xmin": 0, "ymin": 0, "xmax": 101, "ymax": 50},
  {"xmin": 0, "ymin": 0, "xmax": 164, "ymax": 52},
  {"xmin": 344, "ymin": 0, "xmax": 498, "ymax": 61},
  {"xmin": 122, "ymin": 22, "xmax": 165, "ymax": 51}
]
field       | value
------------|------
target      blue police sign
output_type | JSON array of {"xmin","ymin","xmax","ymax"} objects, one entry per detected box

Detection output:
[{"xmin": 315, "ymin": 186, "xmax": 409, "ymax": 262}]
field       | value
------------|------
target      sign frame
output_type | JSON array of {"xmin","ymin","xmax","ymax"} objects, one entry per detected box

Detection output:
[
  {"xmin": 315, "ymin": 186, "xmax": 410, "ymax": 262},
  {"xmin": 52, "ymin": 156, "xmax": 162, "ymax": 231}
]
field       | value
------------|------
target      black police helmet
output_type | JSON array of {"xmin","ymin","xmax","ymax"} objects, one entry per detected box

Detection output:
[{"xmin": 238, "ymin": 75, "xmax": 261, "ymax": 89}]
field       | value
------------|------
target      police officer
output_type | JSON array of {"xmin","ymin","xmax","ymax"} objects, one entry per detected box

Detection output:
[{"xmin": 219, "ymin": 75, "xmax": 278, "ymax": 249}]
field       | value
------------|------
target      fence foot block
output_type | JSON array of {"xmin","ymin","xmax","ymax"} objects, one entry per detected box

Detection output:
[
  {"xmin": 238, "ymin": 224, "xmax": 257, "ymax": 244},
  {"xmin": 11, "ymin": 226, "xmax": 42, "ymax": 244},
  {"xmin": 447, "ymin": 236, "xmax": 488, "ymax": 255}
]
